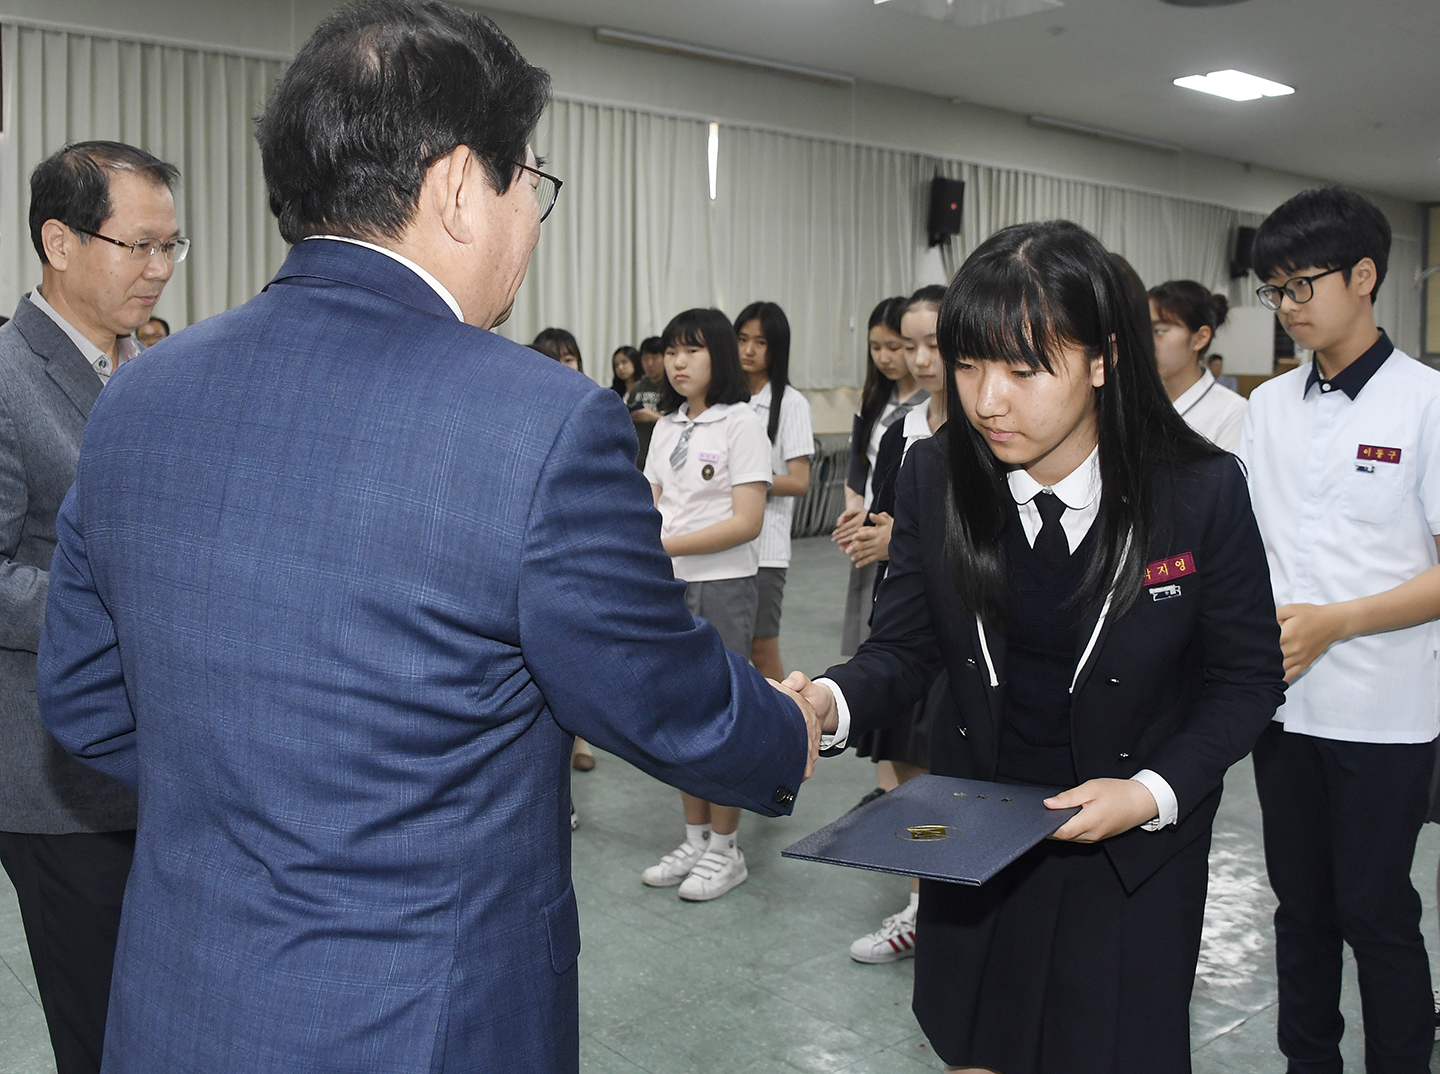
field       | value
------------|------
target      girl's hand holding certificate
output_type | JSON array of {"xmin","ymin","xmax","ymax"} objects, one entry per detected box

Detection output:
[{"xmin": 1045, "ymin": 779, "xmax": 1161, "ymax": 843}]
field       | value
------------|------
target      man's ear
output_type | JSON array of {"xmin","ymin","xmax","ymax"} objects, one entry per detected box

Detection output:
[
  {"xmin": 40, "ymin": 219, "xmax": 70, "ymax": 271},
  {"xmin": 1351, "ymin": 257, "xmax": 1378, "ymax": 300},
  {"xmin": 429, "ymin": 145, "xmax": 478, "ymax": 246}
]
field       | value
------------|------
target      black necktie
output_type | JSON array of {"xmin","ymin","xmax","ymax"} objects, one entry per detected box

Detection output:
[{"xmin": 1032, "ymin": 490, "xmax": 1069, "ymax": 568}]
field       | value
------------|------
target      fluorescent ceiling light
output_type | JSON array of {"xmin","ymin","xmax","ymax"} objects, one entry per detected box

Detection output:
[
  {"xmin": 708, "ymin": 123, "xmax": 719, "ymax": 202},
  {"xmin": 594, "ymin": 27, "xmax": 854, "ymax": 87},
  {"xmin": 1173, "ymin": 69, "xmax": 1294, "ymax": 102}
]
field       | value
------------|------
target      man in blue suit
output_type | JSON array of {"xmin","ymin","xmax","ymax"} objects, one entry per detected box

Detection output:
[{"xmin": 35, "ymin": 3, "xmax": 823, "ymax": 1072}]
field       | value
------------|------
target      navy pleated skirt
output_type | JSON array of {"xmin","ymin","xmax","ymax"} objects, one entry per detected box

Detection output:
[{"xmin": 912, "ymin": 828, "xmax": 1211, "ymax": 1074}]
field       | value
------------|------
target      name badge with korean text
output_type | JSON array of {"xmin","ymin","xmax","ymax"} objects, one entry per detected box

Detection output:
[{"xmin": 1143, "ymin": 552, "xmax": 1196, "ymax": 594}]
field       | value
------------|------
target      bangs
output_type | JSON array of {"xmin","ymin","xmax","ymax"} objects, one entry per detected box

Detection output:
[
  {"xmin": 661, "ymin": 312, "xmax": 709, "ymax": 352},
  {"xmin": 940, "ymin": 255, "xmax": 1075, "ymax": 373}
]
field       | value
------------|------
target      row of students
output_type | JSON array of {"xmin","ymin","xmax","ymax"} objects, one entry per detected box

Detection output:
[
  {"xmin": 837, "ymin": 287, "xmax": 949, "ymax": 962},
  {"xmin": 640, "ymin": 304, "xmax": 814, "ymax": 901}
]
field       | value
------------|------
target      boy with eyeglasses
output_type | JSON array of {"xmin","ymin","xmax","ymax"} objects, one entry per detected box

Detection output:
[{"xmin": 1238, "ymin": 186, "xmax": 1440, "ymax": 1073}]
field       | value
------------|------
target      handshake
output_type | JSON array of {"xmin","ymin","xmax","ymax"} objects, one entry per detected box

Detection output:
[{"xmin": 768, "ymin": 672, "xmax": 840, "ymax": 781}]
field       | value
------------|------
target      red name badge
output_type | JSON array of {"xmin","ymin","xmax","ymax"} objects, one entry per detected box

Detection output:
[
  {"xmin": 1144, "ymin": 552, "xmax": 1196, "ymax": 586},
  {"xmin": 1357, "ymin": 445, "xmax": 1402, "ymax": 464}
]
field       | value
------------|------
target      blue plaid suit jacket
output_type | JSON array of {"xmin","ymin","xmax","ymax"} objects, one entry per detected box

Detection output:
[{"xmin": 37, "ymin": 240, "xmax": 807, "ymax": 1073}]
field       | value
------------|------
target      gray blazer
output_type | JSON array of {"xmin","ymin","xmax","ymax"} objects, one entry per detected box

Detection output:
[{"xmin": 0, "ymin": 296, "xmax": 136, "ymax": 833}]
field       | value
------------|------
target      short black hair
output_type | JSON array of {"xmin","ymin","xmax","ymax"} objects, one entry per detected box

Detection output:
[
  {"xmin": 531, "ymin": 327, "xmax": 582, "ymax": 373},
  {"xmin": 639, "ymin": 336, "xmax": 665, "ymax": 358},
  {"xmin": 146, "ymin": 317, "xmax": 172, "ymax": 335},
  {"xmin": 1251, "ymin": 187, "xmax": 1391, "ymax": 302},
  {"xmin": 29, "ymin": 141, "xmax": 180, "ymax": 266},
  {"xmin": 657, "ymin": 309, "xmax": 750, "ymax": 414},
  {"xmin": 256, "ymin": 0, "xmax": 551, "ymax": 245}
]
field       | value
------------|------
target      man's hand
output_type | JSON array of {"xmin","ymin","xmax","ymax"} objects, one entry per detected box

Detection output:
[
  {"xmin": 779, "ymin": 671, "xmax": 838, "ymax": 737},
  {"xmin": 1276, "ymin": 602, "xmax": 1348, "ymax": 683},
  {"xmin": 832, "ymin": 506, "xmax": 864, "ymax": 546},
  {"xmin": 1045, "ymin": 779, "xmax": 1158, "ymax": 843},
  {"xmin": 846, "ymin": 512, "xmax": 893, "ymax": 567},
  {"xmin": 769, "ymin": 679, "xmax": 821, "ymax": 779}
]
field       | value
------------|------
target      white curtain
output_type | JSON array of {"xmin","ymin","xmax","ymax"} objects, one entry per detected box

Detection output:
[
  {"xmin": 0, "ymin": 22, "xmax": 288, "ymax": 331},
  {"xmin": 503, "ymin": 96, "xmax": 1372, "ymax": 388}
]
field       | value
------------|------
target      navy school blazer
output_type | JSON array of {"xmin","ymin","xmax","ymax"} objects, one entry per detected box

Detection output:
[
  {"xmin": 824, "ymin": 435, "xmax": 1286, "ymax": 892},
  {"xmin": 37, "ymin": 240, "xmax": 809, "ymax": 1074}
]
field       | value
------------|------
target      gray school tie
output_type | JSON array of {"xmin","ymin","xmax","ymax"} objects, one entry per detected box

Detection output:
[
  {"xmin": 880, "ymin": 390, "xmax": 929, "ymax": 429},
  {"xmin": 669, "ymin": 421, "xmax": 696, "ymax": 469}
]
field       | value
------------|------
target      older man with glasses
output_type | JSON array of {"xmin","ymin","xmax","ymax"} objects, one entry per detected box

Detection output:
[
  {"xmin": 35, "ymin": 4, "xmax": 822, "ymax": 1073},
  {"xmin": 0, "ymin": 140, "xmax": 184, "ymax": 1074}
]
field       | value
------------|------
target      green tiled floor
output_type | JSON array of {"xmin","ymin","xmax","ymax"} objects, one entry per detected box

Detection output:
[{"xmin": 1, "ymin": 535, "xmax": 1437, "ymax": 1072}]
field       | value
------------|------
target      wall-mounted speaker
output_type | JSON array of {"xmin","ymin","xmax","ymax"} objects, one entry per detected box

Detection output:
[
  {"xmin": 927, "ymin": 176, "xmax": 966, "ymax": 248},
  {"xmin": 1231, "ymin": 225, "xmax": 1257, "ymax": 279}
]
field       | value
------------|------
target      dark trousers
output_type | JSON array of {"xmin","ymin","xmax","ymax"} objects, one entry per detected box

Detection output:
[
  {"xmin": 0, "ymin": 830, "xmax": 135, "ymax": 1074},
  {"xmin": 1252, "ymin": 724, "xmax": 1434, "ymax": 1074}
]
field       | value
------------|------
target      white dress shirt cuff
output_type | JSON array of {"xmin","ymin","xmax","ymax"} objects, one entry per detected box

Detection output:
[
  {"xmin": 1131, "ymin": 769, "xmax": 1179, "ymax": 830},
  {"xmin": 813, "ymin": 677, "xmax": 851, "ymax": 752}
]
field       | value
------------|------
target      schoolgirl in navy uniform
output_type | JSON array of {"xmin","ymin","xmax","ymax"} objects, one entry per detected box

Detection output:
[{"xmin": 792, "ymin": 221, "xmax": 1286, "ymax": 1072}]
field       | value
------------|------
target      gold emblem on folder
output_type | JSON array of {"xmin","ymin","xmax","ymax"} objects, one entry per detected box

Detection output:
[
  {"xmin": 894, "ymin": 824, "xmax": 958, "ymax": 841},
  {"xmin": 907, "ymin": 825, "xmax": 948, "ymax": 839}
]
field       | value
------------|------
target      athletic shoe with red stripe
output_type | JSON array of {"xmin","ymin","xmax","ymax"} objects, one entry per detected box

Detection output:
[{"xmin": 849, "ymin": 902, "xmax": 917, "ymax": 964}]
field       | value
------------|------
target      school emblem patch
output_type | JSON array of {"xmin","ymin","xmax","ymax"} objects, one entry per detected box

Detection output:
[
  {"xmin": 1143, "ymin": 552, "xmax": 1196, "ymax": 587},
  {"xmin": 701, "ymin": 464, "xmax": 715, "ymax": 481},
  {"xmin": 1356, "ymin": 445, "xmax": 1401, "ymax": 464}
]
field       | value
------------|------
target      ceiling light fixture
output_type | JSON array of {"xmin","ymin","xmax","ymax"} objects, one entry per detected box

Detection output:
[
  {"xmin": 594, "ymin": 27, "xmax": 854, "ymax": 87},
  {"xmin": 1173, "ymin": 69, "xmax": 1294, "ymax": 102}
]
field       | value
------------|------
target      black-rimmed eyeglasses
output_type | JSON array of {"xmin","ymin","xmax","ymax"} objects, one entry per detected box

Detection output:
[
  {"xmin": 1255, "ymin": 266, "xmax": 1345, "ymax": 311},
  {"xmin": 71, "ymin": 226, "xmax": 191, "ymax": 265},
  {"xmin": 515, "ymin": 161, "xmax": 563, "ymax": 223}
]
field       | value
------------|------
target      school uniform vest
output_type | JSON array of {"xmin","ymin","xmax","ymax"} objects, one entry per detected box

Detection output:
[{"xmin": 995, "ymin": 509, "xmax": 1099, "ymax": 787}]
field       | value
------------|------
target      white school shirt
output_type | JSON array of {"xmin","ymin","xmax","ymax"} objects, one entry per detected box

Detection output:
[
  {"xmin": 644, "ymin": 402, "xmax": 772, "ymax": 582},
  {"xmin": 1238, "ymin": 335, "xmax": 1440, "ymax": 744},
  {"xmin": 1173, "ymin": 369, "xmax": 1247, "ymax": 452},
  {"xmin": 817, "ymin": 445, "xmax": 1179, "ymax": 828},
  {"xmin": 750, "ymin": 382, "xmax": 815, "ymax": 568}
]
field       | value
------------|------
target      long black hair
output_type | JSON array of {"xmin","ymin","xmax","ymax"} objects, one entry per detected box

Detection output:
[
  {"xmin": 857, "ymin": 296, "xmax": 909, "ymax": 454},
  {"xmin": 734, "ymin": 301, "xmax": 791, "ymax": 443},
  {"xmin": 611, "ymin": 345, "xmax": 640, "ymax": 394},
  {"xmin": 939, "ymin": 220, "xmax": 1222, "ymax": 630},
  {"xmin": 657, "ymin": 309, "xmax": 750, "ymax": 414}
]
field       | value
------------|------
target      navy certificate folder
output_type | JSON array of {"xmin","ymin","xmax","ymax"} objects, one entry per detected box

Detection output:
[{"xmin": 781, "ymin": 775, "xmax": 1080, "ymax": 886}]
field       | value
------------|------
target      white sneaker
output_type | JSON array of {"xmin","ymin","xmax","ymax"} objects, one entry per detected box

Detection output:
[
  {"xmin": 677, "ymin": 848, "xmax": 748, "ymax": 901},
  {"xmin": 849, "ymin": 903, "xmax": 917, "ymax": 964},
  {"xmin": 642, "ymin": 840, "xmax": 708, "ymax": 887}
]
